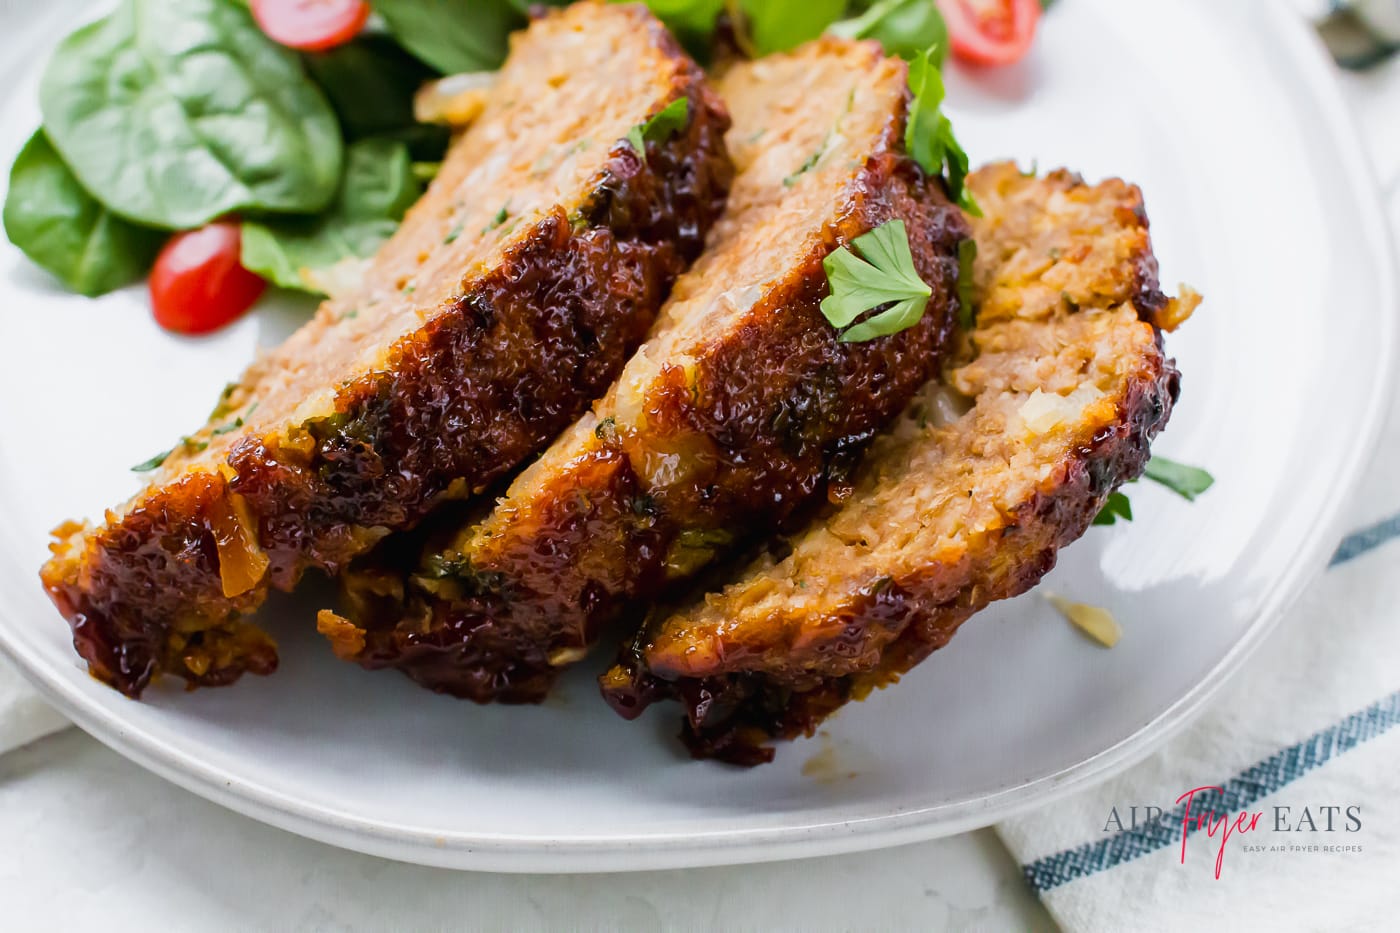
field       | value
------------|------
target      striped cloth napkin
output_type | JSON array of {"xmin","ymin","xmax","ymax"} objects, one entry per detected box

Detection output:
[
  {"xmin": 994, "ymin": 13, "xmax": 1400, "ymax": 928},
  {"xmin": 996, "ymin": 501, "xmax": 1400, "ymax": 928}
]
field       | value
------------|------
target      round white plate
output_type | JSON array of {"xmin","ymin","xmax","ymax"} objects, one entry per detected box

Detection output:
[{"xmin": 0, "ymin": 0, "xmax": 1394, "ymax": 872}]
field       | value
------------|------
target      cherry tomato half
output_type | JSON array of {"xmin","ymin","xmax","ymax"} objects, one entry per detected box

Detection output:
[
  {"xmin": 250, "ymin": 0, "xmax": 370, "ymax": 52},
  {"xmin": 935, "ymin": 0, "xmax": 1041, "ymax": 67},
  {"xmin": 150, "ymin": 223, "xmax": 266, "ymax": 336}
]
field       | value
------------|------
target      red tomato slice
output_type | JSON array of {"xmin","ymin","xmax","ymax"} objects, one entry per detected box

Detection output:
[
  {"xmin": 935, "ymin": 0, "xmax": 1041, "ymax": 67},
  {"xmin": 250, "ymin": 0, "xmax": 370, "ymax": 52},
  {"xmin": 150, "ymin": 223, "xmax": 266, "ymax": 336}
]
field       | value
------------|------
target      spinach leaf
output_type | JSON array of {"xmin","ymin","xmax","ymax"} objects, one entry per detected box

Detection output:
[
  {"xmin": 374, "ymin": 0, "xmax": 525, "ymax": 74},
  {"xmin": 240, "ymin": 138, "xmax": 420, "ymax": 294},
  {"xmin": 740, "ymin": 0, "xmax": 847, "ymax": 55},
  {"xmin": 829, "ymin": 0, "xmax": 949, "ymax": 62},
  {"xmin": 301, "ymin": 33, "xmax": 450, "ymax": 162},
  {"xmin": 621, "ymin": 0, "xmax": 939, "ymax": 59},
  {"xmin": 39, "ymin": 0, "xmax": 343, "ymax": 230},
  {"xmin": 630, "ymin": 0, "xmax": 725, "ymax": 38},
  {"xmin": 301, "ymin": 34, "xmax": 437, "ymax": 142},
  {"xmin": 371, "ymin": 125, "xmax": 452, "ymax": 165},
  {"xmin": 3, "ymin": 130, "xmax": 163, "ymax": 297},
  {"xmin": 618, "ymin": 0, "xmax": 724, "ymax": 58}
]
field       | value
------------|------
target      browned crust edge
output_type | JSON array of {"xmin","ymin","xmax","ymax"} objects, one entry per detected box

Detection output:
[
  {"xmin": 334, "ymin": 110, "xmax": 972, "ymax": 703},
  {"xmin": 625, "ymin": 330, "xmax": 1176, "ymax": 765},
  {"xmin": 40, "ymin": 39, "xmax": 734, "ymax": 699},
  {"xmin": 600, "ymin": 168, "xmax": 1183, "ymax": 765}
]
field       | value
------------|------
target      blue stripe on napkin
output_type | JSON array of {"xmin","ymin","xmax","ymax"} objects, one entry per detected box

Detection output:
[
  {"xmin": 1021, "ymin": 688, "xmax": 1400, "ymax": 893},
  {"xmin": 1331, "ymin": 511, "xmax": 1400, "ymax": 565}
]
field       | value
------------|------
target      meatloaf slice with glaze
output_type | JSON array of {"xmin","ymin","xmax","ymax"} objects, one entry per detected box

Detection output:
[
  {"xmin": 601, "ymin": 163, "xmax": 1201, "ymax": 764},
  {"xmin": 321, "ymin": 38, "xmax": 971, "ymax": 702},
  {"xmin": 39, "ymin": 3, "xmax": 733, "ymax": 698}
]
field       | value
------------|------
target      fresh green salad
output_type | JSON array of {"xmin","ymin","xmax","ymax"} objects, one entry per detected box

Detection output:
[
  {"xmin": 5, "ymin": 0, "xmax": 450, "ymax": 323},
  {"xmin": 3, "ymin": 0, "xmax": 979, "ymax": 331}
]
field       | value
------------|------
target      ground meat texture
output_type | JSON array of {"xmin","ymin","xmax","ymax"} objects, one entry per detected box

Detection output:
[
  {"xmin": 603, "ymin": 163, "xmax": 1200, "ymax": 764},
  {"xmin": 39, "ymin": 3, "xmax": 734, "ymax": 698},
  {"xmin": 329, "ymin": 38, "xmax": 971, "ymax": 702}
]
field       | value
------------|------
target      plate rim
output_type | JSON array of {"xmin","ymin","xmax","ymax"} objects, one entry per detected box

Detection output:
[{"xmin": 1, "ymin": 1, "xmax": 1396, "ymax": 872}]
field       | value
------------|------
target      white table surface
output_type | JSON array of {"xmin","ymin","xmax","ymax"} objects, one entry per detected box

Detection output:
[
  {"xmin": 1, "ymin": 729, "xmax": 1052, "ymax": 931},
  {"xmin": 3, "ymin": 11, "xmax": 1397, "ymax": 933}
]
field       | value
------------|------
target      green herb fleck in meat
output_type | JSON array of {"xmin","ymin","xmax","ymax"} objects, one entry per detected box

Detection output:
[{"xmin": 482, "ymin": 204, "xmax": 510, "ymax": 234}]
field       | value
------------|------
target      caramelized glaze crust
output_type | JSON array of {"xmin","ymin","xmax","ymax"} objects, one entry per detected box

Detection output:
[
  {"xmin": 40, "ymin": 5, "xmax": 733, "ymax": 697},
  {"xmin": 603, "ymin": 164, "xmax": 1194, "ymax": 763},
  {"xmin": 332, "ymin": 41, "xmax": 970, "ymax": 702}
]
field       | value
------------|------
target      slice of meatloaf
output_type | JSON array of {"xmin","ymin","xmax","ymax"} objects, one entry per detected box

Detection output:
[
  {"xmin": 39, "ymin": 3, "xmax": 733, "ymax": 698},
  {"xmin": 601, "ymin": 162, "xmax": 1201, "ymax": 764},
  {"xmin": 322, "ymin": 38, "xmax": 971, "ymax": 702}
]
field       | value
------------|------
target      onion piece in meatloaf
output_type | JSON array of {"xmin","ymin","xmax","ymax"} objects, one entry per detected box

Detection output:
[
  {"xmin": 39, "ymin": 3, "xmax": 733, "ymax": 698},
  {"xmin": 321, "ymin": 38, "xmax": 971, "ymax": 702},
  {"xmin": 601, "ymin": 163, "xmax": 1202, "ymax": 764}
]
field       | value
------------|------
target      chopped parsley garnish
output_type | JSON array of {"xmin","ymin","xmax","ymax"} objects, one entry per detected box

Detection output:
[
  {"xmin": 211, "ymin": 417, "xmax": 244, "ymax": 436},
  {"xmin": 905, "ymin": 47, "xmax": 977, "ymax": 215},
  {"xmin": 1142, "ymin": 456, "xmax": 1215, "ymax": 501},
  {"xmin": 130, "ymin": 434, "xmax": 210, "ymax": 473},
  {"xmin": 1093, "ymin": 456, "xmax": 1215, "ymax": 524},
  {"xmin": 1092, "ymin": 490, "xmax": 1133, "ymax": 526},
  {"xmin": 956, "ymin": 238, "xmax": 978, "ymax": 329},
  {"xmin": 131, "ymin": 448, "xmax": 174, "ymax": 473},
  {"xmin": 820, "ymin": 218, "xmax": 932, "ymax": 343},
  {"xmin": 444, "ymin": 219, "xmax": 465, "ymax": 244},
  {"xmin": 625, "ymin": 98, "xmax": 690, "ymax": 154}
]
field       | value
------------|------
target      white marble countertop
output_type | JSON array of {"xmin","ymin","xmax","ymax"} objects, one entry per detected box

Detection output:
[
  {"xmin": 1, "ymin": 730, "xmax": 1053, "ymax": 930},
  {"xmin": 3, "ymin": 9, "xmax": 1397, "ymax": 932}
]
